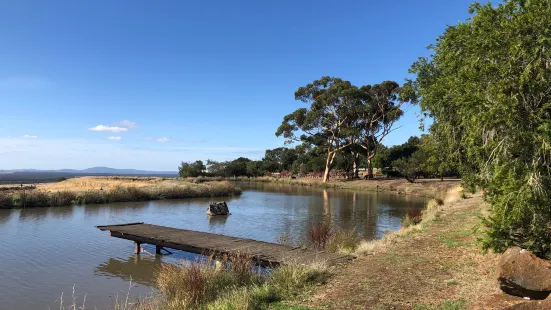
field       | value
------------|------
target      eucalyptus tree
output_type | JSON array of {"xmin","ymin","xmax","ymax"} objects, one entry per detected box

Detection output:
[
  {"xmin": 276, "ymin": 77, "xmax": 361, "ymax": 182},
  {"xmin": 410, "ymin": 0, "xmax": 551, "ymax": 257},
  {"xmin": 357, "ymin": 81, "xmax": 415, "ymax": 179}
]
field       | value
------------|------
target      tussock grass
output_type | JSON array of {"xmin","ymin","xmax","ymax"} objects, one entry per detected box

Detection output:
[
  {"xmin": 354, "ymin": 186, "xmax": 463, "ymax": 256},
  {"xmin": 0, "ymin": 177, "xmax": 241, "ymax": 209},
  {"xmin": 153, "ymin": 254, "xmax": 328, "ymax": 310},
  {"xmin": 305, "ymin": 221, "xmax": 361, "ymax": 255},
  {"xmin": 325, "ymin": 229, "xmax": 361, "ymax": 254}
]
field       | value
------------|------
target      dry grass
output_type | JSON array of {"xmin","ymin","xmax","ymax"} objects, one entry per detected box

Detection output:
[
  {"xmin": 246, "ymin": 177, "xmax": 461, "ymax": 198},
  {"xmin": 299, "ymin": 186, "xmax": 522, "ymax": 309},
  {"xmin": 325, "ymin": 229, "xmax": 361, "ymax": 255},
  {"xmin": 354, "ymin": 186, "xmax": 464, "ymax": 257},
  {"xmin": 0, "ymin": 177, "xmax": 241, "ymax": 209},
  {"xmin": 153, "ymin": 253, "xmax": 329, "ymax": 310},
  {"xmin": 306, "ymin": 222, "xmax": 333, "ymax": 250}
]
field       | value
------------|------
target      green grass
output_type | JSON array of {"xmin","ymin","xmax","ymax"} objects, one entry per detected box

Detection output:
[
  {"xmin": 269, "ymin": 303, "xmax": 316, "ymax": 310},
  {"xmin": 440, "ymin": 229, "xmax": 477, "ymax": 248},
  {"xmin": 146, "ymin": 254, "xmax": 330, "ymax": 310}
]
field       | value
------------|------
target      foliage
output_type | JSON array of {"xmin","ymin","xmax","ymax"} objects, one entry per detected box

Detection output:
[
  {"xmin": 375, "ymin": 136, "xmax": 420, "ymax": 170},
  {"xmin": 410, "ymin": 0, "xmax": 551, "ymax": 257},
  {"xmin": 392, "ymin": 149, "xmax": 427, "ymax": 183},
  {"xmin": 276, "ymin": 77, "xmax": 361, "ymax": 182},
  {"xmin": 206, "ymin": 158, "xmax": 251, "ymax": 177},
  {"xmin": 179, "ymin": 160, "xmax": 206, "ymax": 178},
  {"xmin": 357, "ymin": 81, "xmax": 415, "ymax": 178}
]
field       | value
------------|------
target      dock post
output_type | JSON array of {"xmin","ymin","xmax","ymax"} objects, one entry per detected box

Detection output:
[
  {"xmin": 156, "ymin": 245, "xmax": 162, "ymax": 254},
  {"xmin": 134, "ymin": 242, "xmax": 141, "ymax": 255}
]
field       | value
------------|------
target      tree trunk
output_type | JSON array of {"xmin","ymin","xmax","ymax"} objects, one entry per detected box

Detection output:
[
  {"xmin": 367, "ymin": 158, "xmax": 374, "ymax": 179},
  {"xmin": 365, "ymin": 142, "xmax": 376, "ymax": 179},
  {"xmin": 352, "ymin": 152, "xmax": 360, "ymax": 179},
  {"xmin": 322, "ymin": 152, "xmax": 336, "ymax": 183}
]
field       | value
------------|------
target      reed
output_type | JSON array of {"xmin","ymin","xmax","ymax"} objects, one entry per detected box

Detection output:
[{"xmin": 0, "ymin": 180, "xmax": 241, "ymax": 209}]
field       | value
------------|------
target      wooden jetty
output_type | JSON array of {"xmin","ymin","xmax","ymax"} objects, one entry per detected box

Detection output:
[{"xmin": 96, "ymin": 222, "xmax": 350, "ymax": 267}]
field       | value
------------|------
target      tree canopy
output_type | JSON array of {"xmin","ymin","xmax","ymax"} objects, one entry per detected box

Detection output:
[
  {"xmin": 410, "ymin": 0, "xmax": 551, "ymax": 257},
  {"xmin": 276, "ymin": 77, "xmax": 361, "ymax": 182}
]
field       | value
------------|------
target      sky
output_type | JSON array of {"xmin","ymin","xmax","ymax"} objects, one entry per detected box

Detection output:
[{"xmin": 0, "ymin": 0, "xmax": 476, "ymax": 171}]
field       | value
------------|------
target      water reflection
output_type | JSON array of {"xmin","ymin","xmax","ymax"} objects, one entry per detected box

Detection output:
[
  {"xmin": 95, "ymin": 255, "xmax": 161, "ymax": 286},
  {"xmin": 208, "ymin": 215, "xmax": 228, "ymax": 227},
  {"xmin": 0, "ymin": 183, "xmax": 426, "ymax": 310}
]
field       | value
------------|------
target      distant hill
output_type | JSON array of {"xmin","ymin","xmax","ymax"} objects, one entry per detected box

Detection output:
[
  {"xmin": 0, "ymin": 167, "xmax": 178, "ymax": 184},
  {"xmin": 1, "ymin": 167, "xmax": 178, "ymax": 175}
]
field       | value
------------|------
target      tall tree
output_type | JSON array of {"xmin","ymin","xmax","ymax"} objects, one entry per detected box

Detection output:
[
  {"xmin": 276, "ymin": 77, "xmax": 360, "ymax": 182},
  {"xmin": 178, "ymin": 160, "xmax": 206, "ymax": 178},
  {"xmin": 357, "ymin": 81, "xmax": 415, "ymax": 179},
  {"xmin": 410, "ymin": 0, "xmax": 551, "ymax": 257}
]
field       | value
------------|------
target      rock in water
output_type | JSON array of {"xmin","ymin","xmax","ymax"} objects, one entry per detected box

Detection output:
[
  {"xmin": 498, "ymin": 247, "xmax": 551, "ymax": 299},
  {"xmin": 207, "ymin": 202, "xmax": 230, "ymax": 216}
]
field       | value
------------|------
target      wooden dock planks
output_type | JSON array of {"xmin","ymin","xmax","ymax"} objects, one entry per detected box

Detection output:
[{"xmin": 96, "ymin": 222, "xmax": 350, "ymax": 267}]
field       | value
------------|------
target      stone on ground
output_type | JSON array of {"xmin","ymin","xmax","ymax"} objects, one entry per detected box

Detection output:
[{"xmin": 498, "ymin": 247, "xmax": 551, "ymax": 300}]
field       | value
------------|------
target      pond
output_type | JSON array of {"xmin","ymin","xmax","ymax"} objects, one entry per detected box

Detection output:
[{"xmin": 0, "ymin": 182, "xmax": 426, "ymax": 309}]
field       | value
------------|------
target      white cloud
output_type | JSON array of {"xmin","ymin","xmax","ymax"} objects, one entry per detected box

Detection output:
[
  {"xmin": 89, "ymin": 125, "xmax": 128, "ymax": 133},
  {"xmin": 116, "ymin": 120, "xmax": 137, "ymax": 128},
  {"xmin": 22, "ymin": 135, "xmax": 38, "ymax": 139},
  {"xmin": 108, "ymin": 136, "xmax": 122, "ymax": 141}
]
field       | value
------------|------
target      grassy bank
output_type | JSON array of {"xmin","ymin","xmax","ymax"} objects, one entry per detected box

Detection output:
[
  {"xmin": 295, "ymin": 187, "xmax": 525, "ymax": 309},
  {"xmin": 59, "ymin": 255, "xmax": 330, "ymax": 310},
  {"xmin": 0, "ymin": 177, "xmax": 241, "ymax": 209}
]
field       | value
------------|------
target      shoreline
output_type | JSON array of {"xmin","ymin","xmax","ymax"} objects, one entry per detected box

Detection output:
[{"xmin": 232, "ymin": 176, "xmax": 461, "ymax": 199}]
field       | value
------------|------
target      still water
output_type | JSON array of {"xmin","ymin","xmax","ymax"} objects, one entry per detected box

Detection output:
[{"xmin": 0, "ymin": 182, "xmax": 426, "ymax": 309}]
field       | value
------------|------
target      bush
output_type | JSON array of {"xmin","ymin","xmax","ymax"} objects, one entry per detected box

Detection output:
[
  {"xmin": 410, "ymin": 0, "xmax": 551, "ymax": 257},
  {"xmin": 402, "ymin": 210, "xmax": 423, "ymax": 227},
  {"xmin": 306, "ymin": 222, "xmax": 332, "ymax": 250},
  {"xmin": 326, "ymin": 229, "xmax": 361, "ymax": 254}
]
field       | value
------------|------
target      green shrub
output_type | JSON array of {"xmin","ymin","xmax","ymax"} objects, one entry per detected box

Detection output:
[
  {"xmin": 410, "ymin": 0, "xmax": 551, "ymax": 258},
  {"xmin": 326, "ymin": 229, "xmax": 361, "ymax": 254}
]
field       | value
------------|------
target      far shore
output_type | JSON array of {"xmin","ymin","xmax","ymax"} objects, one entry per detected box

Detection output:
[
  {"xmin": 0, "ymin": 176, "xmax": 241, "ymax": 209},
  {"xmin": 188, "ymin": 175, "xmax": 461, "ymax": 199}
]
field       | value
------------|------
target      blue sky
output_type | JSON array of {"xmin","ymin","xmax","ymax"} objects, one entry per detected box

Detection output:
[{"xmin": 0, "ymin": 0, "xmax": 475, "ymax": 170}]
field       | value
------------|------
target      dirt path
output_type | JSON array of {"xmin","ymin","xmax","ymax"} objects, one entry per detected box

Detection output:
[{"xmin": 300, "ymin": 194, "xmax": 524, "ymax": 309}]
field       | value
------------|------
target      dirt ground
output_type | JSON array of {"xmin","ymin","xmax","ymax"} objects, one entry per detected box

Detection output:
[{"xmin": 295, "ymin": 193, "xmax": 525, "ymax": 310}]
